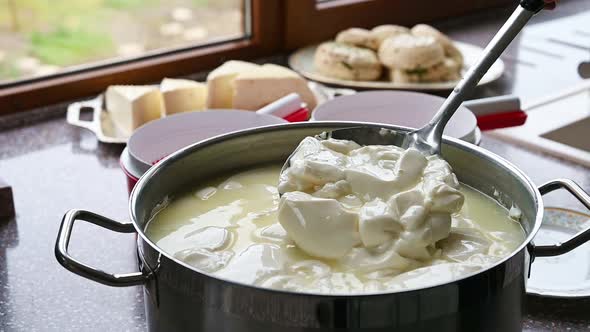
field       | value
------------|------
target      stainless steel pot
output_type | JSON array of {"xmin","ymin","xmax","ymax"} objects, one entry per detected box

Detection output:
[{"xmin": 55, "ymin": 122, "xmax": 590, "ymax": 332}]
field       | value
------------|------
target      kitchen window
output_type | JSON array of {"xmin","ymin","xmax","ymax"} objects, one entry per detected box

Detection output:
[
  {"xmin": 0, "ymin": 0, "xmax": 282, "ymax": 114},
  {"xmin": 1, "ymin": 0, "xmax": 247, "ymax": 84},
  {"xmin": 0, "ymin": 0, "xmax": 510, "ymax": 114}
]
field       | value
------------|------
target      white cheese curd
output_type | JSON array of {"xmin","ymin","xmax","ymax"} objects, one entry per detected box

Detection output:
[
  {"xmin": 146, "ymin": 164, "xmax": 525, "ymax": 294},
  {"xmin": 278, "ymin": 137, "xmax": 464, "ymax": 262}
]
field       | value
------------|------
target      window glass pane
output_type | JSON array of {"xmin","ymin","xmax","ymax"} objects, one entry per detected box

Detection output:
[{"xmin": 0, "ymin": 0, "xmax": 247, "ymax": 84}]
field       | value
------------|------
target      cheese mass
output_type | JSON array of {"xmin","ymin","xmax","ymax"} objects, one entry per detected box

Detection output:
[
  {"xmin": 146, "ymin": 158, "xmax": 525, "ymax": 294},
  {"xmin": 277, "ymin": 137, "xmax": 464, "ymax": 263}
]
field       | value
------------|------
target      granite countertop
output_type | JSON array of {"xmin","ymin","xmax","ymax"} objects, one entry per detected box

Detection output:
[{"xmin": 1, "ymin": 1, "xmax": 590, "ymax": 331}]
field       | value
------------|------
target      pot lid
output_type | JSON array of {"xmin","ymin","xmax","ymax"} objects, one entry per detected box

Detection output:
[
  {"xmin": 311, "ymin": 91, "xmax": 478, "ymax": 144},
  {"xmin": 126, "ymin": 110, "xmax": 287, "ymax": 174},
  {"xmin": 527, "ymin": 207, "xmax": 590, "ymax": 298}
]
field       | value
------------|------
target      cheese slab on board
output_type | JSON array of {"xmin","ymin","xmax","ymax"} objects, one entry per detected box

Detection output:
[
  {"xmin": 161, "ymin": 78, "xmax": 207, "ymax": 115},
  {"xmin": 233, "ymin": 64, "xmax": 317, "ymax": 111},
  {"xmin": 206, "ymin": 60, "xmax": 260, "ymax": 109},
  {"xmin": 105, "ymin": 85, "xmax": 165, "ymax": 137}
]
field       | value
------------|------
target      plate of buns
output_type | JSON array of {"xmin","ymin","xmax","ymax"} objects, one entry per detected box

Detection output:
[{"xmin": 289, "ymin": 24, "xmax": 505, "ymax": 91}]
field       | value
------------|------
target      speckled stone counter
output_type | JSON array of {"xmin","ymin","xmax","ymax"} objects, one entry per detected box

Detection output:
[
  {"xmin": 1, "ymin": 1, "xmax": 590, "ymax": 331},
  {"xmin": 0, "ymin": 118, "xmax": 144, "ymax": 331}
]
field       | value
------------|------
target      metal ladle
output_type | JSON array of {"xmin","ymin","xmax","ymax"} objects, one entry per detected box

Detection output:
[{"xmin": 280, "ymin": 0, "xmax": 548, "ymax": 184}]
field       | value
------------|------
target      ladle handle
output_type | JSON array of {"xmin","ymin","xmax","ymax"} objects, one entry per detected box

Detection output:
[{"xmin": 422, "ymin": 0, "xmax": 545, "ymax": 152}]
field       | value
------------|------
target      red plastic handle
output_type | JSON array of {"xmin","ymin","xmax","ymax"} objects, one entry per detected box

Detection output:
[
  {"xmin": 476, "ymin": 110, "xmax": 527, "ymax": 131},
  {"xmin": 284, "ymin": 108, "xmax": 309, "ymax": 122}
]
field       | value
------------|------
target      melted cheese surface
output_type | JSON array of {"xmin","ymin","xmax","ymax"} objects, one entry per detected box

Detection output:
[{"xmin": 146, "ymin": 165, "xmax": 525, "ymax": 294}]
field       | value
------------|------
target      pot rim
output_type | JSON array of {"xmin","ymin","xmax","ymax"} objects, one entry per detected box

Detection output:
[{"xmin": 130, "ymin": 121, "xmax": 543, "ymax": 297}]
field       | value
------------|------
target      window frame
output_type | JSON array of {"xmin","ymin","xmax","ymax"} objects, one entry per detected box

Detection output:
[
  {"xmin": 284, "ymin": 0, "xmax": 513, "ymax": 49},
  {"xmin": 0, "ymin": 0, "xmax": 283, "ymax": 115}
]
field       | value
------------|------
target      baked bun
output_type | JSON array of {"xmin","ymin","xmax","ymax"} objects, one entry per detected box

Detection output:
[
  {"xmin": 391, "ymin": 58, "xmax": 461, "ymax": 83},
  {"xmin": 411, "ymin": 24, "xmax": 463, "ymax": 66},
  {"xmin": 335, "ymin": 28, "xmax": 379, "ymax": 50},
  {"xmin": 314, "ymin": 42, "xmax": 382, "ymax": 81},
  {"xmin": 378, "ymin": 34, "xmax": 444, "ymax": 70},
  {"xmin": 370, "ymin": 25, "xmax": 410, "ymax": 48}
]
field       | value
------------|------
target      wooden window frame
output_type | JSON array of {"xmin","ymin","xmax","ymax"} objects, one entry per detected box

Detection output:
[
  {"xmin": 0, "ymin": 0, "xmax": 283, "ymax": 115},
  {"xmin": 0, "ymin": 0, "xmax": 513, "ymax": 115},
  {"xmin": 284, "ymin": 0, "xmax": 513, "ymax": 50}
]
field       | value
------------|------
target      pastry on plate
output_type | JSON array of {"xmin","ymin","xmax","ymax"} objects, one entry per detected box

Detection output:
[
  {"xmin": 370, "ymin": 24, "xmax": 410, "ymax": 48},
  {"xmin": 391, "ymin": 58, "xmax": 461, "ymax": 83},
  {"xmin": 312, "ymin": 23, "xmax": 463, "ymax": 83},
  {"xmin": 378, "ymin": 34, "xmax": 445, "ymax": 70},
  {"xmin": 335, "ymin": 28, "xmax": 379, "ymax": 50},
  {"xmin": 411, "ymin": 24, "xmax": 463, "ymax": 66},
  {"xmin": 314, "ymin": 42, "xmax": 382, "ymax": 81}
]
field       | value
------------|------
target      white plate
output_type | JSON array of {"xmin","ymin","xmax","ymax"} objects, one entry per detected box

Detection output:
[
  {"xmin": 527, "ymin": 207, "xmax": 590, "ymax": 298},
  {"xmin": 289, "ymin": 41, "xmax": 505, "ymax": 91}
]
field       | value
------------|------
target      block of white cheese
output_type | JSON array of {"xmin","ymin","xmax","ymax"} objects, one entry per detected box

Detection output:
[
  {"xmin": 233, "ymin": 64, "xmax": 317, "ymax": 111},
  {"xmin": 206, "ymin": 60, "xmax": 260, "ymax": 109},
  {"xmin": 105, "ymin": 85, "xmax": 164, "ymax": 136},
  {"xmin": 161, "ymin": 78, "xmax": 207, "ymax": 115}
]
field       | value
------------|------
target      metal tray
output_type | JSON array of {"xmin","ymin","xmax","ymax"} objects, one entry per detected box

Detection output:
[
  {"xmin": 66, "ymin": 83, "xmax": 356, "ymax": 144},
  {"xmin": 66, "ymin": 95, "xmax": 128, "ymax": 144}
]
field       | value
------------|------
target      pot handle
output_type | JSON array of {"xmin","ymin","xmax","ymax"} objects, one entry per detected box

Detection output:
[
  {"xmin": 55, "ymin": 209, "xmax": 150, "ymax": 287},
  {"xmin": 533, "ymin": 179, "xmax": 590, "ymax": 257}
]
